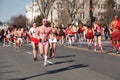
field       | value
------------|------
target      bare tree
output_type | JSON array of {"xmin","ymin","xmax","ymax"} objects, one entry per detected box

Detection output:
[
  {"xmin": 106, "ymin": 0, "xmax": 116, "ymax": 23},
  {"xmin": 57, "ymin": 9, "xmax": 70, "ymax": 27},
  {"xmin": 63, "ymin": 0, "xmax": 81, "ymax": 23},
  {"xmin": 10, "ymin": 15, "xmax": 27, "ymax": 28},
  {"xmin": 57, "ymin": 0, "xmax": 88, "ymax": 25},
  {"xmin": 35, "ymin": 0, "xmax": 56, "ymax": 18},
  {"xmin": 100, "ymin": 0, "xmax": 116, "ymax": 24}
]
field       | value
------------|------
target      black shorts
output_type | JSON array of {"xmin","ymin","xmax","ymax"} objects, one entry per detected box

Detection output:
[
  {"xmin": 94, "ymin": 32, "xmax": 101, "ymax": 37},
  {"xmin": 69, "ymin": 35, "xmax": 74, "ymax": 37}
]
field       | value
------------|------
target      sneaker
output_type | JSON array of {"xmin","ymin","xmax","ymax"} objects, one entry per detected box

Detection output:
[
  {"xmin": 33, "ymin": 57, "xmax": 37, "ymax": 61},
  {"xmin": 94, "ymin": 49, "xmax": 96, "ymax": 52},
  {"xmin": 115, "ymin": 51, "xmax": 119, "ymax": 54},
  {"xmin": 88, "ymin": 46, "xmax": 92, "ymax": 50},
  {"xmin": 44, "ymin": 62, "xmax": 47, "ymax": 67},
  {"xmin": 90, "ymin": 45, "xmax": 92, "ymax": 50}
]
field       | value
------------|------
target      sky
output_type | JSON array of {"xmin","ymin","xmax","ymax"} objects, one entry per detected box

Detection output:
[{"xmin": 0, "ymin": 0, "xmax": 32, "ymax": 22}]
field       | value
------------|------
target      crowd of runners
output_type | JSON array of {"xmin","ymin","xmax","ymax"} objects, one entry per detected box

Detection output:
[{"xmin": 0, "ymin": 15, "xmax": 120, "ymax": 66}]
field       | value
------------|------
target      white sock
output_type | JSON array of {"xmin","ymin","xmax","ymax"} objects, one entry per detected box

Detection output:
[
  {"xmin": 70, "ymin": 40, "xmax": 72, "ymax": 45},
  {"xmin": 44, "ymin": 55, "xmax": 47, "ymax": 66}
]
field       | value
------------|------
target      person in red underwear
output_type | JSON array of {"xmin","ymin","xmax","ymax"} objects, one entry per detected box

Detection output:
[
  {"xmin": 78, "ymin": 24, "xmax": 85, "ymax": 43},
  {"xmin": 29, "ymin": 23, "xmax": 39, "ymax": 60},
  {"xmin": 67, "ymin": 25, "xmax": 74, "ymax": 46},
  {"xmin": 110, "ymin": 16, "xmax": 120, "ymax": 54},
  {"xmin": 85, "ymin": 25, "xmax": 94, "ymax": 50},
  {"xmin": 72, "ymin": 24, "xmax": 77, "ymax": 42}
]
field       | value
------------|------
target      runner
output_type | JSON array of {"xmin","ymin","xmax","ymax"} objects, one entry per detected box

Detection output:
[
  {"xmin": 29, "ymin": 23, "xmax": 39, "ymax": 60},
  {"xmin": 85, "ymin": 25, "xmax": 94, "ymax": 50},
  {"xmin": 49, "ymin": 22, "xmax": 57, "ymax": 58},
  {"xmin": 78, "ymin": 24, "xmax": 85, "ymax": 43},
  {"xmin": 58, "ymin": 26, "xmax": 65, "ymax": 45},
  {"xmin": 93, "ymin": 22, "xmax": 104, "ymax": 53},
  {"xmin": 37, "ymin": 19, "xmax": 53, "ymax": 66},
  {"xmin": 12, "ymin": 26, "xmax": 18, "ymax": 48},
  {"xmin": 0, "ymin": 29, "xmax": 5, "ymax": 45},
  {"xmin": 67, "ymin": 25, "xmax": 74, "ymax": 46},
  {"xmin": 110, "ymin": 16, "xmax": 120, "ymax": 54},
  {"xmin": 72, "ymin": 24, "xmax": 77, "ymax": 42},
  {"xmin": 4, "ymin": 28, "xmax": 12, "ymax": 46},
  {"xmin": 104, "ymin": 25, "xmax": 110, "ymax": 40},
  {"xmin": 16, "ymin": 27, "xmax": 24, "ymax": 49}
]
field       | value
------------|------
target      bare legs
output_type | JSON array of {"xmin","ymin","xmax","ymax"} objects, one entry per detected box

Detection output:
[
  {"xmin": 59, "ymin": 36, "xmax": 64, "ymax": 45},
  {"xmin": 39, "ymin": 42, "xmax": 53, "ymax": 66},
  {"xmin": 31, "ymin": 42, "xmax": 38, "ymax": 60},
  {"xmin": 94, "ymin": 36, "xmax": 104, "ymax": 53},
  {"xmin": 68, "ymin": 36, "xmax": 74, "ymax": 46},
  {"xmin": 49, "ymin": 42, "xmax": 57, "ymax": 58},
  {"xmin": 87, "ymin": 39, "xmax": 93, "ymax": 50}
]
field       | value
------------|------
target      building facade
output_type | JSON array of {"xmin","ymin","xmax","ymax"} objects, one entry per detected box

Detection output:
[
  {"xmin": 25, "ymin": 1, "xmax": 40, "ymax": 24},
  {"xmin": 0, "ymin": 23, "xmax": 9, "ymax": 30},
  {"xmin": 25, "ymin": 0, "xmax": 120, "ymax": 26}
]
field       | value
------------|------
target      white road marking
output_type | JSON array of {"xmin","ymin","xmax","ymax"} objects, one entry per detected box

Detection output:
[
  {"xmin": 26, "ymin": 51, "xmax": 32, "ymax": 54},
  {"xmin": 47, "ymin": 60, "xmax": 54, "ymax": 64}
]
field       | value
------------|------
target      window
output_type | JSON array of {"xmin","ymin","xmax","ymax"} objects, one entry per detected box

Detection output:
[
  {"xmin": 101, "ymin": 4, "xmax": 106, "ymax": 9},
  {"xmin": 98, "ymin": 4, "xmax": 100, "ymax": 9},
  {"xmin": 114, "ymin": 4, "xmax": 117, "ymax": 9},
  {"xmin": 80, "ymin": 12, "xmax": 85, "ymax": 19},
  {"xmin": 119, "ymin": 4, "xmax": 120, "ymax": 9},
  {"xmin": 58, "ymin": 12, "xmax": 61, "ymax": 18},
  {"xmin": 81, "ymin": 4, "xmax": 84, "ymax": 9},
  {"xmin": 72, "ymin": 14, "xmax": 75, "ymax": 19},
  {"xmin": 56, "ymin": 2, "xmax": 62, "ymax": 10}
]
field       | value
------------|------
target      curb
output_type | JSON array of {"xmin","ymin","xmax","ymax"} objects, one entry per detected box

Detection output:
[{"xmin": 64, "ymin": 45, "xmax": 120, "ymax": 57}]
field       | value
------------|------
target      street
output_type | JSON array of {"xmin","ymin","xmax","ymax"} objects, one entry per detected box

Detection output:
[
  {"xmin": 0, "ymin": 42, "xmax": 120, "ymax": 80},
  {"xmin": 1, "ymin": 0, "xmax": 120, "ymax": 79}
]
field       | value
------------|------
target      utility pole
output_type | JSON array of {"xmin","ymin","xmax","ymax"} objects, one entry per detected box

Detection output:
[
  {"xmin": 89, "ymin": 0, "xmax": 94, "ymax": 26},
  {"xmin": 51, "ymin": 10, "xmax": 53, "ymax": 22}
]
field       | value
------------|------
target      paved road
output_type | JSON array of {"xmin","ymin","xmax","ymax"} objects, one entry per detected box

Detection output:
[{"xmin": 0, "ymin": 43, "xmax": 120, "ymax": 80}]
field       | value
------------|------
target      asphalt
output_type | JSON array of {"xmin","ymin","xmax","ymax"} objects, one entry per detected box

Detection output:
[{"xmin": 0, "ymin": 42, "xmax": 120, "ymax": 80}]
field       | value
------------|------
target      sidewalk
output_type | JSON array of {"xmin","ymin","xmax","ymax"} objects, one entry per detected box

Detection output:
[{"xmin": 63, "ymin": 40, "xmax": 120, "ymax": 56}]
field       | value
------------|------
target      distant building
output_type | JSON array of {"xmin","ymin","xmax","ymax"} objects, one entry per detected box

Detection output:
[
  {"xmin": 25, "ymin": 0, "xmax": 120, "ymax": 26},
  {"xmin": 25, "ymin": 1, "xmax": 40, "ymax": 24},
  {"xmin": 0, "ymin": 23, "xmax": 9, "ymax": 30}
]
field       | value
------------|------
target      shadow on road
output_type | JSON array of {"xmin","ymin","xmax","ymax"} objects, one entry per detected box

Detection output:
[
  {"xmin": 47, "ymin": 64, "xmax": 88, "ymax": 74},
  {"xmin": 11, "ymin": 64, "xmax": 88, "ymax": 80}
]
